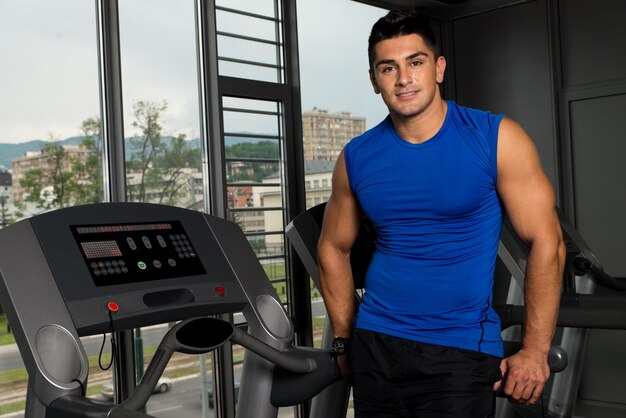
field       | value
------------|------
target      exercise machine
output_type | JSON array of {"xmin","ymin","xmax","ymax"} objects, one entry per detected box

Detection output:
[
  {"xmin": 0, "ymin": 202, "xmax": 341, "ymax": 418},
  {"xmin": 285, "ymin": 203, "xmax": 626, "ymax": 418},
  {"xmin": 495, "ymin": 213, "xmax": 626, "ymax": 418},
  {"xmin": 286, "ymin": 203, "xmax": 568, "ymax": 418}
]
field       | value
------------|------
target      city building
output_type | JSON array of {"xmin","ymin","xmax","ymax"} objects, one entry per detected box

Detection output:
[
  {"xmin": 11, "ymin": 144, "xmax": 93, "ymax": 202},
  {"xmin": 301, "ymin": 108, "xmax": 366, "ymax": 161},
  {"xmin": 262, "ymin": 159, "xmax": 334, "ymax": 253}
]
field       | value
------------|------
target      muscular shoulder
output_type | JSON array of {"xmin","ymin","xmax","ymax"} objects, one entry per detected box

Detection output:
[
  {"xmin": 452, "ymin": 101, "xmax": 504, "ymax": 134},
  {"xmin": 497, "ymin": 118, "xmax": 541, "ymax": 172}
]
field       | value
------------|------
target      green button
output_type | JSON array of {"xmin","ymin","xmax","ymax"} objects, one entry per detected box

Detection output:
[{"xmin": 137, "ymin": 261, "xmax": 147, "ymax": 270}]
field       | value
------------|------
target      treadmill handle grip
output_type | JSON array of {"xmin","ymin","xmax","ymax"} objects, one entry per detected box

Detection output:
[
  {"xmin": 230, "ymin": 327, "xmax": 317, "ymax": 373},
  {"xmin": 48, "ymin": 395, "xmax": 158, "ymax": 418}
]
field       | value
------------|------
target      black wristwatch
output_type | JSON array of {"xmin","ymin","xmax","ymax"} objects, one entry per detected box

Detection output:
[{"xmin": 331, "ymin": 336, "xmax": 350, "ymax": 355}]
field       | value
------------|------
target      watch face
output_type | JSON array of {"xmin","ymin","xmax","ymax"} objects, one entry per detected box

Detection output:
[{"xmin": 332, "ymin": 337, "xmax": 348, "ymax": 354}]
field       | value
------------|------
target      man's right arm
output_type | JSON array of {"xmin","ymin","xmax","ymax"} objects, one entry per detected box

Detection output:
[{"xmin": 318, "ymin": 150, "xmax": 361, "ymax": 341}]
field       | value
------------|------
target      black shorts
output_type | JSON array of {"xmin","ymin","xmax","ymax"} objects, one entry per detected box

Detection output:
[{"xmin": 350, "ymin": 329, "xmax": 503, "ymax": 418}]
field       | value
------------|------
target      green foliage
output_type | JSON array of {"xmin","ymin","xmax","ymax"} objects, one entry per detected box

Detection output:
[
  {"xmin": 126, "ymin": 100, "xmax": 201, "ymax": 205},
  {"xmin": 20, "ymin": 142, "xmax": 77, "ymax": 209},
  {"xmin": 19, "ymin": 121, "xmax": 103, "ymax": 210},
  {"xmin": 72, "ymin": 117, "xmax": 103, "ymax": 205},
  {"xmin": 225, "ymin": 141, "xmax": 280, "ymax": 182},
  {"xmin": 225, "ymin": 141, "xmax": 278, "ymax": 159},
  {"xmin": 0, "ymin": 196, "xmax": 15, "ymax": 227}
]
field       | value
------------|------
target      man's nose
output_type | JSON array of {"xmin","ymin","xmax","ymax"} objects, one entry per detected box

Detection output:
[{"xmin": 396, "ymin": 65, "xmax": 413, "ymax": 86}]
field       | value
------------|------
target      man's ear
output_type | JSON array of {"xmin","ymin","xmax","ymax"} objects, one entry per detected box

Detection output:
[
  {"xmin": 369, "ymin": 69, "xmax": 381, "ymax": 94},
  {"xmin": 435, "ymin": 56, "xmax": 446, "ymax": 84}
]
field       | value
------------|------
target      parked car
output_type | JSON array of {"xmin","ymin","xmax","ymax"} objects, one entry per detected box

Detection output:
[
  {"xmin": 207, "ymin": 380, "xmax": 240, "ymax": 408},
  {"xmin": 100, "ymin": 377, "xmax": 173, "ymax": 400}
]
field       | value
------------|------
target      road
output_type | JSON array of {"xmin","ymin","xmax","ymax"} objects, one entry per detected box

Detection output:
[{"xmin": 0, "ymin": 300, "xmax": 327, "ymax": 373}]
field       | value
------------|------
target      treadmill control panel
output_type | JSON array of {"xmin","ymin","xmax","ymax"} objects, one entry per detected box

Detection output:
[
  {"xmin": 71, "ymin": 221, "xmax": 206, "ymax": 286},
  {"xmin": 18, "ymin": 203, "xmax": 251, "ymax": 335}
]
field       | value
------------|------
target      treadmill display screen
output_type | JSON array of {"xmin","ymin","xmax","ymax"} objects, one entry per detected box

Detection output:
[{"xmin": 71, "ymin": 220, "xmax": 207, "ymax": 286}]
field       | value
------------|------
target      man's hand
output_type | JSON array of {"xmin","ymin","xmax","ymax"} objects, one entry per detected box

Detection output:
[{"xmin": 493, "ymin": 349, "xmax": 550, "ymax": 404}]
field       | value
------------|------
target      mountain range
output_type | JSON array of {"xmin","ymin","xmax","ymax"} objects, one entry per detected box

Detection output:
[
  {"xmin": 0, "ymin": 136, "xmax": 271, "ymax": 171},
  {"xmin": 0, "ymin": 137, "xmax": 84, "ymax": 169}
]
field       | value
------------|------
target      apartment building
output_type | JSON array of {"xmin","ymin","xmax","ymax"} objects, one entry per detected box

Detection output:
[
  {"xmin": 302, "ymin": 108, "xmax": 366, "ymax": 161},
  {"xmin": 11, "ymin": 144, "xmax": 92, "ymax": 202}
]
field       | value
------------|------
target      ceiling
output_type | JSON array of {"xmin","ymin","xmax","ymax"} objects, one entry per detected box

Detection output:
[{"xmin": 353, "ymin": 0, "xmax": 530, "ymax": 19}]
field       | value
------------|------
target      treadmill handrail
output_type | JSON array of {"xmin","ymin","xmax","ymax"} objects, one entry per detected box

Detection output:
[
  {"xmin": 572, "ymin": 257, "xmax": 626, "ymax": 291},
  {"xmin": 48, "ymin": 395, "xmax": 157, "ymax": 418}
]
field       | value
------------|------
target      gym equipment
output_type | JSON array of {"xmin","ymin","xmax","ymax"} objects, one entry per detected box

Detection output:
[
  {"xmin": 0, "ymin": 202, "xmax": 340, "ymax": 418},
  {"xmin": 286, "ymin": 202, "xmax": 375, "ymax": 418},
  {"xmin": 287, "ymin": 203, "xmax": 626, "ymax": 418},
  {"xmin": 495, "ymin": 213, "xmax": 626, "ymax": 418}
]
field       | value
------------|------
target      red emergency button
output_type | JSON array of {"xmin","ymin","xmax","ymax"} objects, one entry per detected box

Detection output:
[
  {"xmin": 107, "ymin": 301, "xmax": 119, "ymax": 312},
  {"xmin": 215, "ymin": 286, "xmax": 226, "ymax": 297}
]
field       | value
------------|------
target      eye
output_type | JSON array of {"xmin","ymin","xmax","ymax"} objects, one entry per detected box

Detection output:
[
  {"xmin": 381, "ymin": 66, "xmax": 395, "ymax": 73},
  {"xmin": 410, "ymin": 60, "xmax": 423, "ymax": 67}
]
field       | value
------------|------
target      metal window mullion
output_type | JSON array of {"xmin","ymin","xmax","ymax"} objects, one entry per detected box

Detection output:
[
  {"xmin": 257, "ymin": 254, "xmax": 286, "ymax": 262},
  {"xmin": 220, "ymin": 75, "xmax": 290, "ymax": 99},
  {"xmin": 273, "ymin": 0, "xmax": 283, "ymax": 83},
  {"xmin": 230, "ymin": 206, "xmax": 284, "ymax": 213},
  {"xmin": 216, "ymin": 5, "xmax": 279, "ymax": 23},
  {"xmin": 225, "ymin": 157, "xmax": 280, "ymax": 164},
  {"xmin": 217, "ymin": 30, "xmax": 282, "ymax": 47},
  {"xmin": 218, "ymin": 56, "xmax": 282, "ymax": 70},
  {"xmin": 195, "ymin": 2, "xmax": 235, "ymax": 418},
  {"xmin": 95, "ymin": 0, "xmax": 135, "ymax": 406},
  {"xmin": 226, "ymin": 186, "xmax": 280, "ymax": 191},
  {"xmin": 224, "ymin": 132, "xmax": 280, "ymax": 140},
  {"xmin": 222, "ymin": 107, "xmax": 279, "ymax": 116},
  {"xmin": 95, "ymin": 0, "xmax": 126, "ymax": 204},
  {"xmin": 244, "ymin": 230, "xmax": 285, "ymax": 237},
  {"xmin": 281, "ymin": 2, "xmax": 310, "ymax": 416}
]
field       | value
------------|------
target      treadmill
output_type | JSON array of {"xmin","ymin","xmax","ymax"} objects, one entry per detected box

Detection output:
[
  {"xmin": 0, "ymin": 202, "xmax": 340, "ymax": 418},
  {"xmin": 286, "ymin": 203, "xmax": 626, "ymax": 418}
]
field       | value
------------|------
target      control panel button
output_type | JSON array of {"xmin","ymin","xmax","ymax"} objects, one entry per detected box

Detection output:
[
  {"xmin": 167, "ymin": 259, "xmax": 176, "ymax": 267},
  {"xmin": 127, "ymin": 237, "xmax": 137, "ymax": 250},
  {"xmin": 215, "ymin": 286, "xmax": 226, "ymax": 297},
  {"xmin": 153, "ymin": 260, "xmax": 162, "ymax": 268},
  {"xmin": 142, "ymin": 236, "xmax": 152, "ymax": 249},
  {"xmin": 137, "ymin": 261, "xmax": 147, "ymax": 270},
  {"xmin": 107, "ymin": 301, "xmax": 119, "ymax": 312},
  {"xmin": 157, "ymin": 235, "xmax": 167, "ymax": 248}
]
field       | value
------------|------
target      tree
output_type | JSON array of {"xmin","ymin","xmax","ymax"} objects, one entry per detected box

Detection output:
[
  {"xmin": 20, "ymin": 136, "xmax": 78, "ymax": 210},
  {"xmin": 127, "ymin": 100, "xmax": 168, "ymax": 202},
  {"xmin": 155, "ymin": 133, "xmax": 200, "ymax": 205},
  {"xmin": 224, "ymin": 141, "xmax": 280, "ymax": 182},
  {"xmin": 72, "ymin": 117, "xmax": 103, "ymax": 204},
  {"xmin": 0, "ymin": 195, "xmax": 14, "ymax": 227},
  {"xmin": 126, "ymin": 100, "xmax": 200, "ymax": 205}
]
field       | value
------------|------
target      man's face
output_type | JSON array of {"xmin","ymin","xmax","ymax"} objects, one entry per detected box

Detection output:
[{"xmin": 369, "ymin": 34, "xmax": 446, "ymax": 120}]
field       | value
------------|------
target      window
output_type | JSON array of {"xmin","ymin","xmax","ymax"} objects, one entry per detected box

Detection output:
[
  {"xmin": 216, "ymin": 0, "xmax": 284, "ymax": 83},
  {"xmin": 297, "ymin": 1, "xmax": 387, "ymax": 416},
  {"xmin": 0, "ymin": 1, "xmax": 102, "ymax": 415},
  {"xmin": 119, "ymin": 0, "xmax": 204, "ymax": 210}
]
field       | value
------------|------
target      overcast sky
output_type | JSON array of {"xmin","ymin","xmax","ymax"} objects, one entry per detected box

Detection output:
[{"xmin": 0, "ymin": 0, "xmax": 388, "ymax": 144}]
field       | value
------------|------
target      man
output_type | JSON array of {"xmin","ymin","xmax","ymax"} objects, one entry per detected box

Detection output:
[{"xmin": 317, "ymin": 8, "xmax": 565, "ymax": 417}]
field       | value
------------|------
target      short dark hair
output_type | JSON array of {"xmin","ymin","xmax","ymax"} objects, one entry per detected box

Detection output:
[{"xmin": 368, "ymin": 8, "xmax": 440, "ymax": 68}]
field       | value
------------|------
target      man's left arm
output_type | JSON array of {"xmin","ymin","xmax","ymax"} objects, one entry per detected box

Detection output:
[{"xmin": 493, "ymin": 117, "xmax": 566, "ymax": 405}]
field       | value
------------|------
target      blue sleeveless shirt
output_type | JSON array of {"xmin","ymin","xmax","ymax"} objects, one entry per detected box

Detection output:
[{"xmin": 345, "ymin": 101, "xmax": 504, "ymax": 356}]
